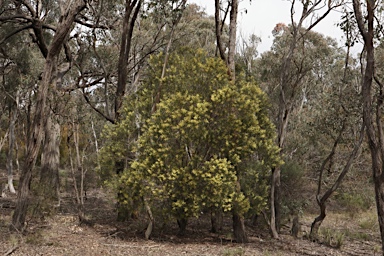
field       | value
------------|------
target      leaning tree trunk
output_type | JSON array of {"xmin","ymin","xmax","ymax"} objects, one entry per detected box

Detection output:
[
  {"xmin": 270, "ymin": 98, "xmax": 290, "ymax": 238},
  {"xmin": 11, "ymin": 60, "xmax": 54, "ymax": 231},
  {"xmin": 10, "ymin": 0, "xmax": 86, "ymax": 232},
  {"xmin": 40, "ymin": 112, "xmax": 61, "ymax": 204},
  {"xmin": 353, "ymin": 0, "xmax": 384, "ymax": 253},
  {"xmin": 310, "ymin": 119, "xmax": 364, "ymax": 240},
  {"xmin": 269, "ymin": 0, "xmax": 339, "ymax": 239}
]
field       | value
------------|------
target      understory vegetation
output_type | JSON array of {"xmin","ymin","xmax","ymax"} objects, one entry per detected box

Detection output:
[{"xmin": 1, "ymin": 0, "xmax": 384, "ymax": 255}]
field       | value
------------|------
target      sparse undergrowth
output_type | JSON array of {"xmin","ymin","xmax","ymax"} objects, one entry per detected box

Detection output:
[{"xmin": 0, "ymin": 188, "xmax": 382, "ymax": 256}]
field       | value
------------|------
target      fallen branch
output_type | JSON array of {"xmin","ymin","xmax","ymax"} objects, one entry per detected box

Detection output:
[
  {"xmin": 3, "ymin": 245, "xmax": 19, "ymax": 256},
  {"xmin": 102, "ymin": 243, "xmax": 160, "ymax": 248}
]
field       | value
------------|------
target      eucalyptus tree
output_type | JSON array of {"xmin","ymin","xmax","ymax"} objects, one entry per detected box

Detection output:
[
  {"xmin": 306, "ymin": 55, "xmax": 364, "ymax": 240},
  {"xmin": 352, "ymin": 0, "xmax": 384, "ymax": 252},
  {"xmin": 61, "ymin": 0, "xmax": 192, "ymax": 221},
  {"xmin": 0, "ymin": 0, "xmax": 89, "ymax": 231},
  {"xmin": 0, "ymin": 6, "xmax": 47, "ymax": 196},
  {"xmin": 256, "ymin": 0, "xmax": 344, "ymax": 238},
  {"xmin": 0, "ymin": 35, "xmax": 30, "ymax": 196},
  {"xmin": 298, "ymin": 9, "xmax": 368, "ymax": 239},
  {"xmin": 75, "ymin": 0, "xmax": 188, "ymax": 123},
  {"xmin": 236, "ymin": 33, "xmax": 261, "ymax": 80},
  {"xmin": 258, "ymin": 8, "xmax": 343, "ymax": 236},
  {"xmin": 214, "ymin": 0, "xmax": 238, "ymax": 81},
  {"xmin": 174, "ymin": 4, "xmax": 218, "ymax": 56},
  {"xmin": 0, "ymin": 0, "xmax": 92, "ymax": 208}
]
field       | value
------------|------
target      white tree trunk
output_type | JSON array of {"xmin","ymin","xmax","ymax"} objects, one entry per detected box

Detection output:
[{"xmin": 6, "ymin": 102, "xmax": 17, "ymax": 194}]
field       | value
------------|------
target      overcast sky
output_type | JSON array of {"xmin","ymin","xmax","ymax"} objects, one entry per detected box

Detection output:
[{"xmin": 189, "ymin": 0, "xmax": 346, "ymax": 54}]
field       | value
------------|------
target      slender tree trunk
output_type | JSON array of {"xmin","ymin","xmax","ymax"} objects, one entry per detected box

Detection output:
[
  {"xmin": 373, "ymin": 171, "xmax": 384, "ymax": 255},
  {"xmin": 73, "ymin": 121, "xmax": 87, "ymax": 222},
  {"xmin": 91, "ymin": 120, "xmax": 101, "ymax": 170},
  {"xmin": 214, "ymin": 0, "xmax": 227, "ymax": 63},
  {"xmin": 114, "ymin": 0, "xmax": 142, "ymax": 220},
  {"xmin": 227, "ymin": 0, "xmax": 238, "ymax": 81},
  {"xmin": 310, "ymin": 33, "xmax": 358, "ymax": 240},
  {"xmin": 210, "ymin": 208, "xmax": 223, "ymax": 233},
  {"xmin": 68, "ymin": 137, "xmax": 80, "ymax": 205},
  {"xmin": 177, "ymin": 217, "xmax": 188, "ymax": 235},
  {"xmin": 215, "ymin": 0, "xmax": 230, "ymax": 64},
  {"xmin": 270, "ymin": 167, "xmax": 279, "ymax": 239},
  {"xmin": 10, "ymin": 0, "xmax": 86, "ymax": 232},
  {"xmin": 6, "ymin": 106, "xmax": 17, "ymax": 194},
  {"xmin": 310, "ymin": 121, "xmax": 364, "ymax": 240},
  {"xmin": 151, "ymin": 0, "xmax": 186, "ymax": 112},
  {"xmin": 270, "ymin": 99, "xmax": 290, "ymax": 237},
  {"xmin": 144, "ymin": 197, "xmax": 154, "ymax": 239}
]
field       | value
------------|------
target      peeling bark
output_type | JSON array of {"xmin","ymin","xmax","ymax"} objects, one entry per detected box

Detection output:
[
  {"xmin": 115, "ymin": 0, "xmax": 142, "ymax": 121},
  {"xmin": 10, "ymin": 0, "xmax": 87, "ymax": 232},
  {"xmin": 40, "ymin": 112, "xmax": 61, "ymax": 203}
]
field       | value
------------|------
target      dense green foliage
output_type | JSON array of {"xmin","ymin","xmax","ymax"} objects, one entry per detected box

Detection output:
[{"xmin": 101, "ymin": 49, "xmax": 280, "ymax": 222}]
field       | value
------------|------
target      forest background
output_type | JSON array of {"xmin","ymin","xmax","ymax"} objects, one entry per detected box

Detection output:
[{"xmin": 1, "ymin": 0, "xmax": 384, "ymax": 255}]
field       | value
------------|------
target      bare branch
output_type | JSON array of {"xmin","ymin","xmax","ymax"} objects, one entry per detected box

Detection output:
[
  {"xmin": 353, "ymin": 0, "xmax": 368, "ymax": 41},
  {"xmin": 82, "ymin": 88, "xmax": 115, "ymax": 124},
  {"xmin": 18, "ymin": 0, "xmax": 37, "ymax": 17},
  {"xmin": 215, "ymin": 0, "xmax": 227, "ymax": 63},
  {"xmin": 61, "ymin": 76, "xmax": 105, "ymax": 92},
  {"xmin": 75, "ymin": 18, "xmax": 111, "ymax": 29},
  {"xmin": 306, "ymin": 1, "xmax": 343, "ymax": 32},
  {"xmin": 0, "ymin": 14, "xmax": 32, "ymax": 22}
]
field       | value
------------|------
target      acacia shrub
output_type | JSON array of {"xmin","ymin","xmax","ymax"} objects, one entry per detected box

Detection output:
[{"xmin": 101, "ymin": 48, "xmax": 280, "ymax": 231}]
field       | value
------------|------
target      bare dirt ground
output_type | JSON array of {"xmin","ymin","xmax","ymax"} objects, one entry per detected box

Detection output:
[{"xmin": 0, "ymin": 189, "xmax": 382, "ymax": 256}]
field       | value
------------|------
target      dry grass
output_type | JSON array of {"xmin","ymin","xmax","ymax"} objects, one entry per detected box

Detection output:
[{"xmin": 0, "ymin": 188, "xmax": 382, "ymax": 256}]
